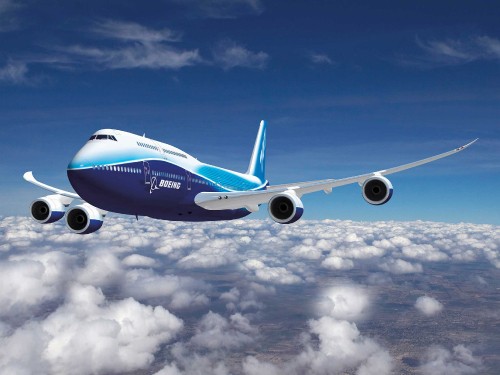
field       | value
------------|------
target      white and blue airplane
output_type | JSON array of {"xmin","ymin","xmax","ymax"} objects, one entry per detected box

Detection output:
[{"xmin": 24, "ymin": 120, "xmax": 477, "ymax": 234}]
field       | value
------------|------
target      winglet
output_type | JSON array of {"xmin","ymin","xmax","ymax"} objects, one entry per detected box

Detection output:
[{"xmin": 456, "ymin": 138, "xmax": 478, "ymax": 151}]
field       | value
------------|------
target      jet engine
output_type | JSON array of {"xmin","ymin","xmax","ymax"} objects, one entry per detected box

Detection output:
[
  {"xmin": 362, "ymin": 176, "xmax": 393, "ymax": 205},
  {"xmin": 66, "ymin": 203, "xmax": 104, "ymax": 234},
  {"xmin": 30, "ymin": 194, "xmax": 69, "ymax": 224},
  {"xmin": 268, "ymin": 191, "xmax": 304, "ymax": 224}
]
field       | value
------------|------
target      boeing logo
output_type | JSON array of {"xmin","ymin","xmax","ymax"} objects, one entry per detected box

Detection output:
[
  {"xmin": 159, "ymin": 179, "xmax": 181, "ymax": 189},
  {"xmin": 23, "ymin": 120, "xmax": 477, "ymax": 234}
]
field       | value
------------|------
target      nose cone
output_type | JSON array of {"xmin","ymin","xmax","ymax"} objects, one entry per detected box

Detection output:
[{"xmin": 67, "ymin": 142, "xmax": 103, "ymax": 170}]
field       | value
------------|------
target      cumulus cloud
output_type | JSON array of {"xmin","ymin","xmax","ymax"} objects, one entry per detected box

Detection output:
[
  {"xmin": 420, "ymin": 345, "xmax": 482, "ymax": 374},
  {"xmin": 0, "ymin": 216, "xmax": 498, "ymax": 373},
  {"xmin": 243, "ymin": 258, "xmax": 302, "ymax": 284},
  {"xmin": 316, "ymin": 284, "xmax": 371, "ymax": 321},
  {"xmin": 190, "ymin": 311, "xmax": 257, "ymax": 350},
  {"xmin": 122, "ymin": 253, "xmax": 157, "ymax": 267},
  {"xmin": 213, "ymin": 39, "xmax": 269, "ymax": 70},
  {"xmin": 0, "ymin": 284, "xmax": 183, "ymax": 375},
  {"xmin": 415, "ymin": 295, "xmax": 443, "ymax": 316},
  {"xmin": 0, "ymin": 251, "xmax": 75, "ymax": 318},
  {"xmin": 243, "ymin": 283, "xmax": 392, "ymax": 375},
  {"xmin": 379, "ymin": 258, "xmax": 423, "ymax": 274}
]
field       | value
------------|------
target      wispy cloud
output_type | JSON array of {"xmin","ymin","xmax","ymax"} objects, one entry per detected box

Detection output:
[
  {"xmin": 309, "ymin": 52, "xmax": 334, "ymax": 65},
  {"xmin": 170, "ymin": 0, "xmax": 264, "ymax": 19},
  {"xmin": 0, "ymin": 60, "xmax": 29, "ymax": 84},
  {"xmin": 91, "ymin": 19, "xmax": 182, "ymax": 43},
  {"xmin": 213, "ymin": 39, "xmax": 269, "ymax": 70},
  {"xmin": 58, "ymin": 19, "xmax": 201, "ymax": 70},
  {"xmin": 0, "ymin": 0, "xmax": 21, "ymax": 32},
  {"xmin": 399, "ymin": 35, "xmax": 500, "ymax": 68}
]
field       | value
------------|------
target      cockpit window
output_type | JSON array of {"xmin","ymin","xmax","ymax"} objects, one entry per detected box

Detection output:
[{"xmin": 89, "ymin": 134, "xmax": 118, "ymax": 141}]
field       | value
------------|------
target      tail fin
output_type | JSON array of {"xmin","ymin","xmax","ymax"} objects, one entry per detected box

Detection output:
[{"xmin": 246, "ymin": 120, "xmax": 267, "ymax": 182}]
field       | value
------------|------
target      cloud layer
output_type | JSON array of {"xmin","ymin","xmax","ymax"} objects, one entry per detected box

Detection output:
[{"xmin": 0, "ymin": 216, "xmax": 496, "ymax": 374}]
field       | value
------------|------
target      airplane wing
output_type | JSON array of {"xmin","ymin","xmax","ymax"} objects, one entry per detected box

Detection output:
[
  {"xmin": 23, "ymin": 171, "xmax": 81, "ymax": 200},
  {"xmin": 194, "ymin": 139, "xmax": 478, "ymax": 212}
]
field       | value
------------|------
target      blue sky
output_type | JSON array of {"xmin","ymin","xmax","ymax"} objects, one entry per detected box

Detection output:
[{"xmin": 0, "ymin": 0, "xmax": 498, "ymax": 223}]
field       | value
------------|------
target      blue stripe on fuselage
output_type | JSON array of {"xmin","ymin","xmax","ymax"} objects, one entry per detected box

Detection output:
[{"xmin": 67, "ymin": 159, "xmax": 257, "ymax": 221}]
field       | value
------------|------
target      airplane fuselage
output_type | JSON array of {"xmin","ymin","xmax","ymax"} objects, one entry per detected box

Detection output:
[{"xmin": 67, "ymin": 129, "xmax": 266, "ymax": 221}]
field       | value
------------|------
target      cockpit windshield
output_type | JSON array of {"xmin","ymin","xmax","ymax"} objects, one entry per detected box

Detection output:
[{"xmin": 88, "ymin": 134, "xmax": 117, "ymax": 141}]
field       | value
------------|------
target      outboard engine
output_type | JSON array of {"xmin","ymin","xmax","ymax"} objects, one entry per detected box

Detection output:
[
  {"xmin": 30, "ymin": 194, "xmax": 70, "ymax": 224},
  {"xmin": 66, "ymin": 203, "xmax": 104, "ymax": 234},
  {"xmin": 268, "ymin": 191, "xmax": 304, "ymax": 224},
  {"xmin": 362, "ymin": 176, "xmax": 393, "ymax": 205}
]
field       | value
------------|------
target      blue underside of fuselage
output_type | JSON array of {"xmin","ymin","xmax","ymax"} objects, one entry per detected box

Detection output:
[{"xmin": 67, "ymin": 159, "xmax": 254, "ymax": 221}]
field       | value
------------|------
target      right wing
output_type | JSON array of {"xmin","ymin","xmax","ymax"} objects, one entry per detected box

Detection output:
[
  {"xmin": 194, "ymin": 139, "xmax": 478, "ymax": 212},
  {"xmin": 23, "ymin": 171, "xmax": 81, "ymax": 200}
]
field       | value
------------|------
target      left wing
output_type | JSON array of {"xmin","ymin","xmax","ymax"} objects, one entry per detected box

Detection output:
[
  {"xmin": 23, "ymin": 171, "xmax": 81, "ymax": 200},
  {"xmin": 194, "ymin": 139, "xmax": 478, "ymax": 212}
]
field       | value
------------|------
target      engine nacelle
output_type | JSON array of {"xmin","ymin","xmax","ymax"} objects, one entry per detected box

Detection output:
[
  {"xmin": 30, "ymin": 195, "xmax": 69, "ymax": 224},
  {"xmin": 362, "ymin": 176, "xmax": 393, "ymax": 205},
  {"xmin": 66, "ymin": 203, "xmax": 104, "ymax": 234},
  {"xmin": 268, "ymin": 191, "xmax": 304, "ymax": 224}
]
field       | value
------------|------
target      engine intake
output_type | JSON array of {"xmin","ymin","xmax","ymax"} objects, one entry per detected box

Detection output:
[
  {"xmin": 362, "ymin": 176, "xmax": 393, "ymax": 205},
  {"xmin": 268, "ymin": 191, "xmax": 304, "ymax": 224},
  {"xmin": 66, "ymin": 203, "xmax": 104, "ymax": 234},
  {"xmin": 30, "ymin": 195, "xmax": 68, "ymax": 224}
]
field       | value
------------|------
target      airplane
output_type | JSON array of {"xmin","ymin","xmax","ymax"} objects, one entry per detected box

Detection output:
[{"xmin": 24, "ymin": 120, "xmax": 477, "ymax": 234}]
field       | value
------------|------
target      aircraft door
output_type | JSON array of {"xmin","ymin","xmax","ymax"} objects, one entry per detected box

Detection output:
[
  {"xmin": 143, "ymin": 161, "xmax": 151, "ymax": 185},
  {"xmin": 186, "ymin": 171, "xmax": 192, "ymax": 190}
]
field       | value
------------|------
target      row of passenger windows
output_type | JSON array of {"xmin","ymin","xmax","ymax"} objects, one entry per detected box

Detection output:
[
  {"xmin": 153, "ymin": 170, "xmax": 185, "ymax": 180},
  {"xmin": 161, "ymin": 148, "xmax": 188, "ymax": 159},
  {"xmin": 136, "ymin": 141, "xmax": 188, "ymax": 159},
  {"xmin": 137, "ymin": 141, "xmax": 159, "ymax": 151},
  {"xmin": 92, "ymin": 165, "xmax": 141, "ymax": 174},
  {"xmin": 89, "ymin": 134, "xmax": 118, "ymax": 141},
  {"xmin": 90, "ymin": 164, "xmax": 218, "ymax": 188}
]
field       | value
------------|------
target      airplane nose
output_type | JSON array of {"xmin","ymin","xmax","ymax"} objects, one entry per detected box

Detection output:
[{"xmin": 68, "ymin": 146, "xmax": 92, "ymax": 170}]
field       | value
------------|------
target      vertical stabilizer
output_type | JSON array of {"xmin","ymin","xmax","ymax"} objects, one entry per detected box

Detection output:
[{"xmin": 246, "ymin": 120, "xmax": 267, "ymax": 182}]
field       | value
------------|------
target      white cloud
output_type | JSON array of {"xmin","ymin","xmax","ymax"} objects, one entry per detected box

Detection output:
[
  {"xmin": 0, "ymin": 251, "xmax": 75, "ymax": 318},
  {"xmin": 122, "ymin": 253, "xmax": 157, "ymax": 267},
  {"xmin": 190, "ymin": 311, "xmax": 257, "ymax": 350},
  {"xmin": 0, "ymin": 284, "xmax": 183, "ymax": 375},
  {"xmin": 122, "ymin": 268, "xmax": 209, "ymax": 309},
  {"xmin": 420, "ymin": 345, "xmax": 481, "ymax": 375},
  {"xmin": 309, "ymin": 53, "xmax": 333, "ymax": 65},
  {"xmin": 316, "ymin": 284, "xmax": 371, "ymax": 321},
  {"xmin": 0, "ymin": 0, "xmax": 21, "ymax": 32},
  {"xmin": 63, "ymin": 43, "xmax": 201, "ymax": 70},
  {"xmin": 0, "ymin": 61, "xmax": 29, "ymax": 84},
  {"xmin": 0, "ymin": 216, "xmax": 498, "ymax": 374},
  {"xmin": 170, "ymin": 0, "xmax": 264, "ymax": 19},
  {"xmin": 92, "ymin": 19, "xmax": 182, "ymax": 43},
  {"xmin": 321, "ymin": 256, "xmax": 354, "ymax": 270},
  {"xmin": 415, "ymin": 295, "xmax": 443, "ymax": 316},
  {"xmin": 379, "ymin": 258, "xmax": 423, "ymax": 274},
  {"xmin": 401, "ymin": 35, "xmax": 500, "ymax": 68},
  {"xmin": 213, "ymin": 40, "xmax": 269, "ymax": 70},
  {"xmin": 243, "ymin": 259, "xmax": 302, "ymax": 284}
]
